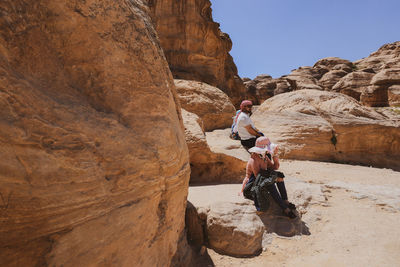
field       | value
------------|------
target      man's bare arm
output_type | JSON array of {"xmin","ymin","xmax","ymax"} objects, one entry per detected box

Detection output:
[{"xmin": 245, "ymin": 125, "xmax": 261, "ymax": 137}]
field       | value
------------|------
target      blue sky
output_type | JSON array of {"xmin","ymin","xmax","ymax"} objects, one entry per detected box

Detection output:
[{"xmin": 210, "ymin": 0, "xmax": 400, "ymax": 79}]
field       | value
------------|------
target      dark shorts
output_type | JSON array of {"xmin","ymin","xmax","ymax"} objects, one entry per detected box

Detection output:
[{"xmin": 241, "ymin": 137, "xmax": 257, "ymax": 151}]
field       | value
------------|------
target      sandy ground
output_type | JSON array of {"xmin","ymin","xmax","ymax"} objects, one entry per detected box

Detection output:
[{"xmin": 188, "ymin": 160, "xmax": 400, "ymax": 267}]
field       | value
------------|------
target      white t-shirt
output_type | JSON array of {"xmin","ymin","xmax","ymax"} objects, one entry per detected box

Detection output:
[{"xmin": 236, "ymin": 112, "xmax": 256, "ymax": 140}]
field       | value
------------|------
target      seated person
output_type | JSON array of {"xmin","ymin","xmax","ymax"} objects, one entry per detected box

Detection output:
[
  {"xmin": 235, "ymin": 100, "xmax": 263, "ymax": 151},
  {"xmin": 240, "ymin": 136, "xmax": 296, "ymax": 218}
]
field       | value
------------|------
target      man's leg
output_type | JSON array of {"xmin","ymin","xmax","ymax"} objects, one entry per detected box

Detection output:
[{"xmin": 241, "ymin": 138, "xmax": 257, "ymax": 151}]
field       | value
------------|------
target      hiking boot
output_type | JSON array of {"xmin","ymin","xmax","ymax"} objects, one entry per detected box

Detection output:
[
  {"xmin": 283, "ymin": 209, "xmax": 297, "ymax": 219},
  {"xmin": 287, "ymin": 202, "xmax": 296, "ymax": 210}
]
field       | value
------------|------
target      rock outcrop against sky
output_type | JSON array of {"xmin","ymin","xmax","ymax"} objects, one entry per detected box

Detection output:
[
  {"xmin": 148, "ymin": 0, "xmax": 246, "ymax": 106},
  {"xmin": 0, "ymin": 0, "xmax": 190, "ymax": 266},
  {"xmin": 245, "ymin": 41, "xmax": 400, "ymax": 107}
]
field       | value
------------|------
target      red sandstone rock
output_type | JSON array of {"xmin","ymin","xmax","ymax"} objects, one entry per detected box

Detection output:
[
  {"xmin": 332, "ymin": 71, "xmax": 375, "ymax": 100},
  {"xmin": 388, "ymin": 85, "xmax": 400, "ymax": 106},
  {"xmin": 314, "ymin": 57, "xmax": 353, "ymax": 71},
  {"xmin": 148, "ymin": 0, "xmax": 246, "ymax": 106},
  {"xmin": 0, "ymin": 1, "xmax": 190, "ymax": 266},
  {"xmin": 319, "ymin": 70, "xmax": 349, "ymax": 90},
  {"xmin": 175, "ymin": 79, "xmax": 236, "ymax": 131},
  {"xmin": 360, "ymin": 85, "xmax": 389, "ymax": 107},
  {"xmin": 354, "ymin": 42, "xmax": 400, "ymax": 72},
  {"xmin": 182, "ymin": 109, "xmax": 246, "ymax": 184}
]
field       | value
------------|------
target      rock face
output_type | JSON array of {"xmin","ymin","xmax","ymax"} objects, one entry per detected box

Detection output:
[
  {"xmin": 354, "ymin": 41, "xmax": 400, "ymax": 72},
  {"xmin": 361, "ymin": 68, "xmax": 400, "ymax": 106},
  {"xmin": 171, "ymin": 201, "xmax": 213, "ymax": 267},
  {"xmin": 182, "ymin": 110, "xmax": 245, "ymax": 184},
  {"xmin": 148, "ymin": 0, "xmax": 246, "ymax": 106},
  {"xmin": 175, "ymin": 79, "xmax": 236, "ymax": 131},
  {"xmin": 388, "ymin": 85, "xmax": 400, "ymax": 106},
  {"xmin": 252, "ymin": 90, "xmax": 400, "ymax": 171},
  {"xmin": 0, "ymin": 1, "xmax": 190, "ymax": 266},
  {"xmin": 332, "ymin": 71, "xmax": 375, "ymax": 100},
  {"xmin": 246, "ymin": 42, "xmax": 400, "ymax": 107}
]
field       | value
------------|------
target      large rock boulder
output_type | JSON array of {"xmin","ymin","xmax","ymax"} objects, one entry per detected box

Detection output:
[
  {"xmin": 182, "ymin": 109, "xmax": 246, "ymax": 184},
  {"xmin": 0, "ymin": 1, "xmax": 190, "ymax": 266},
  {"xmin": 188, "ymin": 180, "xmax": 325, "ymax": 257},
  {"xmin": 285, "ymin": 68, "xmax": 323, "ymax": 91},
  {"xmin": 252, "ymin": 90, "xmax": 400, "ymax": 171},
  {"xmin": 319, "ymin": 70, "xmax": 349, "ymax": 90},
  {"xmin": 148, "ymin": 0, "xmax": 246, "ymax": 106},
  {"xmin": 175, "ymin": 79, "xmax": 236, "ymax": 131},
  {"xmin": 313, "ymin": 57, "xmax": 353, "ymax": 72},
  {"xmin": 206, "ymin": 202, "xmax": 265, "ymax": 256}
]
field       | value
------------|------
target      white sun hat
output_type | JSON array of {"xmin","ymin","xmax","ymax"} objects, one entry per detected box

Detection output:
[
  {"xmin": 248, "ymin": 136, "xmax": 278, "ymax": 156},
  {"xmin": 248, "ymin": 146, "xmax": 269, "ymax": 154}
]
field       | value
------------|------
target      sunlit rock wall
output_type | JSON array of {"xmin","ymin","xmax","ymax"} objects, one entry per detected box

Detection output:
[
  {"xmin": 0, "ymin": 0, "xmax": 190, "ymax": 266},
  {"xmin": 148, "ymin": 0, "xmax": 246, "ymax": 106}
]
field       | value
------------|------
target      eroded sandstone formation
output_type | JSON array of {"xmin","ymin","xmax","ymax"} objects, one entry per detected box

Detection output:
[
  {"xmin": 182, "ymin": 109, "xmax": 245, "ymax": 184},
  {"xmin": 245, "ymin": 42, "xmax": 400, "ymax": 107},
  {"xmin": 251, "ymin": 90, "xmax": 400, "ymax": 170},
  {"xmin": 148, "ymin": 0, "xmax": 246, "ymax": 106},
  {"xmin": 0, "ymin": 1, "xmax": 190, "ymax": 266},
  {"xmin": 175, "ymin": 79, "xmax": 235, "ymax": 131}
]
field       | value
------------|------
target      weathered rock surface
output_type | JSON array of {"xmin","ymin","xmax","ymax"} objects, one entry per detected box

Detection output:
[
  {"xmin": 188, "ymin": 180, "xmax": 324, "ymax": 256},
  {"xmin": 148, "ymin": 0, "xmax": 246, "ymax": 106},
  {"xmin": 171, "ymin": 201, "xmax": 213, "ymax": 267},
  {"xmin": 252, "ymin": 90, "xmax": 400, "ymax": 170},
  {"xmin": 175, "ymin": 79, "xmax": 235, "ymax": 131},
  {"xmin": 332, "ymin": 71, "xmax": 375, "ymax": 100},
  {"xmin": 247, "ymin": 43, "xmax": 400, "ymax": 107},
  {"xmin": 285, "ymin": 68, "xmax": 323, "ymax": 91},
  {"xmin": 319, "ymin": 70, "xmax": 349, "ymax": 90},
  {"xmin": 355, "ymin": 42, "xmax": 400, "ymax": 106},
  {"xmin": 313, "ymin": 57, "xmax": 353, "ymax": 72},
  {"xmin": 0, "ymin": 1, "xmax": 190, "ymax": 266},
  {"xmin": 388, "ymin": 85, "xmax": 400, "ymax": 106},
  {"xmin": 355, "ymin": 41, "xmax": 400, "ymax": 72},
  {"xmin": 206, "ymin": 202, "xmax": 265, "ymax": 256},
  {"xmin": 360, "ymin": 68, "xmax": 400, "ymax": 107},
  {"xmin": 182, "ymin": 109, "xmax": 245, "ymax": 184}
]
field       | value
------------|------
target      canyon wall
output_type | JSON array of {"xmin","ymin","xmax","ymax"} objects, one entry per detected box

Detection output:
[
  {"xmin": 148, "ymin": 0, "xmax": 246, "ymax": 106},
  {"xmin": 0, "ymin": 0, "xmax": 190, "ymax": 266}
]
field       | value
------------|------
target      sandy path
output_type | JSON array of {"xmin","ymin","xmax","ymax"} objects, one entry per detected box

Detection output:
[{"xmin": 189, "ymin": 160, "xmax": 400, "ymax": 267}]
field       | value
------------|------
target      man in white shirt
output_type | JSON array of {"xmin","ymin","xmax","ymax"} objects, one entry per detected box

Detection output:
[{"xmin": 236, "ymin": 100, "xmax": 263, "ymax": 151}]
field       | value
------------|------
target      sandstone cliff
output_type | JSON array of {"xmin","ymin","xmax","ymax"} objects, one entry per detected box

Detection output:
[
  {"xmin": 148, "ymin": 0, "xmax": 246, "ymax": 106},
  {"xmin": 0, "ymin": 0, "xmax": 190, "ymax": 266},
  {"xmin": 246, "ymin": 41, "xmax": 400, "ymax": 107}
]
